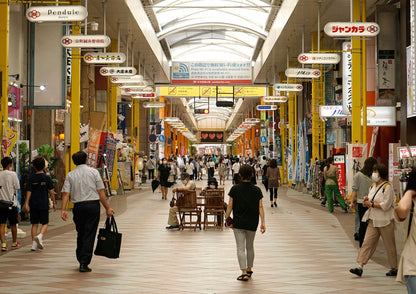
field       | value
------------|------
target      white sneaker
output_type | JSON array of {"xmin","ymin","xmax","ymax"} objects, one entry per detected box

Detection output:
[
  {"xmin": 31, "ymin": 241, "xmax": 38, "ymax": 251},
  {"xmin": 34, "ymin": 235, "xmax": 44, "ymax": 249}
]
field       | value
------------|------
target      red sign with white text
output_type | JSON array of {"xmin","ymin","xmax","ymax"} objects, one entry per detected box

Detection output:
[{"xmin": 334, "ymin": 154, "xmax": 346, "ymax": 198}]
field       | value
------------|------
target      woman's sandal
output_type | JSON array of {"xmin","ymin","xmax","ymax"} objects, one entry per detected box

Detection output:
[
  {"xmin": 237, "ymin": 274, "xmax": 249, "ymax": 281},
  {"xmin": 246, "ymin": 271, "xmax": 253, "ymax": 278}
]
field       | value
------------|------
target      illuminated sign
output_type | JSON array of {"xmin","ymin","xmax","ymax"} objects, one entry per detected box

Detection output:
[
  {"xmin": 83, "ymin": 52, "xmax": 126, "ymax": 64},
  {"xmin": 273, "ymin": 83, "xmax": 303, "ymax": 92},
  {"xmin": 100, "ymin": 67, "xmax": 136, "ymax": 76},
  {"xmin": 324, "ymin": 22, "xmax": 380, "ymax": 37}
]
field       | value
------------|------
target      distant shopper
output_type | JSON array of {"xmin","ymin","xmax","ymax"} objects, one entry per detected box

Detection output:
[
  {"xmin": 225, "ymin": 164, "xmax": 265, "ymax": 282},
  {"xmin": 349, "ymin": 164, "xmax": 397, "ymax": 277},
  {"xmin": 147, "ymin": 155, "xmax": 156, "ymax": 180},
  {"xmin": 207, "ymin": 158, "xmax": 215, "ymax": 179},
  {"xmin": 232, "ymin": 158, "xmax": 241, "ymax": 185},
  {"xmin": 266, "ymin": 159, "xmax": 280, "ymax": 208},
  {"xmin": 217, "ymin": 158, "xmax": 227, "ymax": 186},
  {"xmin": 157, "ymin": 158, "xmax": 171, "ymax": 200},
  {"xmin": 24, "ymin": 157, "xmax": 56, "ymax": 251},
  {"xmin": 395, "ymin": 168, "xmax": 416, "ymax": 293},
  {"xmin": 350, "ymin": 157, "xmax": 377, "ymax": 246},
  {"xmin": 0, "ymin": 157, "xmax": 21, "ymax": 251},
  {"xmin": 166, "ymin": 173, "xmax": 196, "ymax": 230},
  {"xmin": 61, "ymin": 151, "xmax": 114, "ymax": 273},
  {"xmin": 323, "ymin": 157, "xmax": 347, "ymax": 213}
]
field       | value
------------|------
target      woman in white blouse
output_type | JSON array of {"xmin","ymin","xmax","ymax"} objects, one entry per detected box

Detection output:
[{"xmin": 349, "ymin": 163, "xmax": 397, "ymax": 277}]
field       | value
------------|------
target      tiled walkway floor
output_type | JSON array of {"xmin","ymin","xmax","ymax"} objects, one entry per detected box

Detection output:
[{"xmin": 0, "ymin": 179, "xmax": 407, "ymax": 293}]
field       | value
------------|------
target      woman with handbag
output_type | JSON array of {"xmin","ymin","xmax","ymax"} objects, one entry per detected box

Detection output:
[
  {"xmin": 157, "ymin": 158, "xmax": 171, "ymax": 200},
  {"xmin": 225, "ymin": 164, "xmax": 265, "ymax": 282},
  {"xmin": 349, "ymin": 164, "xmax": 398, "ymax": 277}
]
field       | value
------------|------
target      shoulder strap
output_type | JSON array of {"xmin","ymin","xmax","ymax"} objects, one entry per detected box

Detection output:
[
  {"xmin": 408, "ymin": 201, "xmax": 415, "ymax": 237},
  {"xmin": 370, "ymin": 181, "xmax": 388, "ymax": 202}
]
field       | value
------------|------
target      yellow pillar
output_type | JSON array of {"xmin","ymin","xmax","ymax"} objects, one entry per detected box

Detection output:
[
  {"xmin": 0, "ymin": 2, "xmax": 9, "ymax": 131},
  {"xmin": 362, "ymin": 0, "xmax": 367, "ymax": 143},
  {"xmin": 311, "ymin": 32, "xmax": 322, "ymax": 161},
  {"xmin": 280, "ymin": 100, "xmax": 287, "ymax": 184},
  {"xmin": 70, "ymin": 24, "xmax": 81, "ymax": 170},
  {"xmin": 351, "ymin": 0, "xmax": 362, "ymax": 143}
]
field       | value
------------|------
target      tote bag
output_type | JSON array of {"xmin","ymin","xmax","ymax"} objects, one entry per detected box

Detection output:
[{"xmin": 94, "ymin": 215, "xmax": 122, "ymax": 259}]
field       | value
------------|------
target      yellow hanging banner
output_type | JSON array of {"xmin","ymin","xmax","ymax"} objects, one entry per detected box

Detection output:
[{"xmin": 2, "ymin": 126, "xmax": 18, "ymax": 157}]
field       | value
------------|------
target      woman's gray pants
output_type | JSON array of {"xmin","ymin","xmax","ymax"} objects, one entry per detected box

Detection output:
[{"xmin": 233, "ymin": 228, "xmax": 256, "ymax": 270}]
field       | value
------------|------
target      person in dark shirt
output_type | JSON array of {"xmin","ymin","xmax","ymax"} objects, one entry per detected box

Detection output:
[
  {"xmin": 225, "ymin": 164, "xmax": 266, "ymax": 282},
  {"xmin": 24, "ymin": 157, "xmax": 55, "ymax": 251}
]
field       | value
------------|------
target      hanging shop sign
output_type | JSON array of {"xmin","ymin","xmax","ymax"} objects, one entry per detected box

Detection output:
[
  {"xmin": 319, "ymin": 105, "xmax": 396, "ymax": 126},
  {"xmin": 297, "ymin": 53, "xmax": 340, "ymax": 64},
  {"xmin": 333, "ymin": 154, "xmax": 346, "ymax": 197},
  {"xmin": 172, "ymin": 61, "xmax": 251, "ymax": 85},
  {"xmin": 342, "ymin": 42, "xmax": 352, "ymax": 115},
  {"xmin": 273, "ymin": 83, "xmax": 303, "ymax": 92},
  {"xmin": 110, "ymin": 75, "xmax": 144, "ymax": 84},
  {"xmin": 263, "ymin": 96, "xmax": 288, "ymax": 103},
  {"xmin": 131, "ymin": 93, "xmax": 156, "ymax": 99},
  {"xmin": 83, "ymin": 52, "xmax": 126, "ymax": 64},
  {"xmin": 285, "ymin": 68, "xmax": 321, "ymax": 78},
  {"xmin": 256, "ymin": 105, "xmax": 277, "ymax": 111},
  {"xmin": 123, "ymin": 88, "xmax": 154, "ymax": 95},
  {"xmin": 200, "ymin": 131, "xmax": 224, "ymax": 143},
  {"xmin": 100, "ymin": 67, "xmax": 136, "ymax": 76},
  {"xmin": 245, "ymin": 118, "xmax": 261, "ymax": 124},
  {"xmin": 324, "ymin": 22, "xmax": 380, "ymax": 37},
  {"xmin": 159, "ymin": 86, "xmax": 265, "ymax": 97},
  {"xmin": 26, "ymin": 5, "xmax": 88, "ymax": 22},
  {"xmin": 61, "ymin": 35, "xmax": 111, "ymax": 48},
  {"xmin": 143, "ymin": 102, "xmax": 165, "ymax": 108}
]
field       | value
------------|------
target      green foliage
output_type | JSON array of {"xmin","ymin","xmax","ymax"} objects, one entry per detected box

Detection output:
[{"xmin": 37, "ymin": 144, "xmax": 58, "ymax": 183}]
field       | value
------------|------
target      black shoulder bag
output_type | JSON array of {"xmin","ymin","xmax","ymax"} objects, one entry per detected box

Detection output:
[{"xmin": 94, "ymin": 215, "xmax": 122, "ymax": 259}]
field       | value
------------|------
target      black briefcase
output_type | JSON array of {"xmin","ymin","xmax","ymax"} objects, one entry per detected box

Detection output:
[{"xmin": 94, "ymin": 215, "xmax": 122, "ymax": 259}]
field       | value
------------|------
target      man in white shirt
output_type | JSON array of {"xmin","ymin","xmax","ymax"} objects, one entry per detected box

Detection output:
[
  {"xmin": 0, "ymin": 157, "xmax": 21, "ymax": 251},
  {"xmin": 232, "ymin": 158, "xmax": 241, "ymax": 185},
  {"xmin": 61, "ymin": 151, "xmax": 115, "ymax": 272}
]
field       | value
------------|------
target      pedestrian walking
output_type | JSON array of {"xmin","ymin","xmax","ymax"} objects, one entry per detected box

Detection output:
[
  {"xmin": 61, "ymin": 151, "xmax": 114, "ymax": 272},
  {"xmin": 225, "ymin": 164, "xmax": 266, "ymax": 281}
]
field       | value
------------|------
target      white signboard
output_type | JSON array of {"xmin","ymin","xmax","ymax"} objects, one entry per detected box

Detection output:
[
  {"xmin": 172, "ymin": 61, "xmax": 252, "ymax": 85},
  {"xmin": 407, "ymin": 46, "xmax": 416, "ymax": 117},
  {"xmin": 122, "ymin": 88, "xmax": 154, "ymax": 95},
  {"xmin": 256, "ymin": 105, "xmax": 278, "ymax": 111},
  {"xmin": 319, "ymin": 105, "xmax": 396, "ymax": 126},
  {"xmin": 143, "ymin": 102, "xmax": 165, "ymax": 108},
  {"xmin": 245, "ymin": 118, "xmax": 261, "ymax": 123},
  {"xmin": 263, "ymin": 96, "xmax": 288, "ymax": 103},
  {"xmin": 343, "ymin": 42, "xmax": 352, "ymax": 115},
  {"xmin": 297, "ymin": 53, "xmax": 340, "ymax": 64},
  {"xmin": 26, "ymin": 6, "xmax": 88, "ymax": 22},
  {"xmin": 273, "ymin": 83, "xmax": 303, "ymax": 92},
  {"xmin": 83, "ymin": 52, "xmax": 126, "ymax": 64},
  {"xmin": 100, "ymin": 67, "xmax": 136, "ymax": 76},
  {"xmin": 132, "ymin": 93, "xmax": 156, "ymax": 99},
  {"xmin": 324, "ymin": 22, "xmax": 380, "ymax": 37},
  {"xmin": 285, "ymin": 68, "xmax": 321, "ymax": 78},
  {"xmin": 61, "ymin": 35, "xmax": 111, "ymax": 48},
  {"xmin": 111, "ymin": 75, "xmax": 144, "ymax": 84}
]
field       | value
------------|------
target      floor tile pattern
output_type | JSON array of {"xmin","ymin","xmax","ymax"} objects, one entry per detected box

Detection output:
[{"xmin": 0, "ymin": 179, "xmax": 406, "ymax": 293}]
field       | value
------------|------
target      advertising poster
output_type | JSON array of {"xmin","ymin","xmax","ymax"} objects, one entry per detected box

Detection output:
[
  {"xmin": 87, "ymin": 129, "xmax": 106, "ymax": 167},
  {"xmin": 105, "ymin": 135, "xmax": 117, "ymax": 178},
  {"xmin": 334, "ymin": 154, "xmax": 346, "ymax": 197},
  {"xmin": 200, "ymin": 131, "xmax": 224, "ymax": 143},
  {"xmin": 2, "ymin": 125, "xmax": 18, "ymax": 158}
]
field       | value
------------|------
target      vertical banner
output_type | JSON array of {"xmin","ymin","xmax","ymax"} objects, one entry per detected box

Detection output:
[
  {"xmin": 105, "ymin": 134, "xmax": 117, "ymax": 178},
  {"xmin": 2, "ymin": 125, "xmax": 18, "ymax": 157},
  {"xmin": 303, "ymin": 120, "xmax": 310, "ymax": 184},
  {"xmin": 334, "ymin": 154, "xmax": 346, "ymax": 197},
  {"xmin": 287, "ymin": 128, "xmax": 293, "ymax": 183},
  {"xmin": 275, "ymin": 134, "xmax": 282, "ymax": 166},
  {"xmin": 294, "ymin": 125, "xmax": 301, "ymax": 183},
  {"xmin": 369, "ymin": 126, "xmax": 379, "ymax": 157},
  {"xmin": 346, "ymin": 143, "xmax": 368, "ymax": 194},
  {"xmin": 87, "ymin": 129, "xmax": 104, "ymax": 167},
  {"xmin": 8, "ymin": 86, "xmax": 21, "ymax": 119},
  {"xmin": 342, "ymin": 42, "xmax": 352, "ymax": 114}
]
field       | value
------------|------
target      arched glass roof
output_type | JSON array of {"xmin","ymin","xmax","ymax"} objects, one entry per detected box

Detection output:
[{"xmin": 151, "ymin": 0, "xmax": 273, "ymax": 61}]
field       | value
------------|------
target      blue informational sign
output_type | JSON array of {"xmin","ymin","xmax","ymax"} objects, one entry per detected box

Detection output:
[
  {"xmin": 159, "ymin": 135, "xmax": 166, "ymax": 143},
  {"xmin": 256, "ymin": 105, "xmax": 277, "ymax": 111},
  {"xmin": 149, "ymin": 134, "xmax": 157, "ymax": 142},
  {"xmin": 117, "ymin": 103, "xmax": 126, "ymax": 131},
  {"xmin": 260, "ymin": 136, "xmax": 267, "ymax": 144}
]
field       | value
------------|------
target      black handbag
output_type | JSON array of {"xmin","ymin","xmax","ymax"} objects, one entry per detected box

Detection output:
[
  {"xmin": 94, "ymin": 215, "xmax": 122, "ymax": 259},
  {"xmin": 0, "ymin": 199, "xmax": 13, "ymax": 210}
]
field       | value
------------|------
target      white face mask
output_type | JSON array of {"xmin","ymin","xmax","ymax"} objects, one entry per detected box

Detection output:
[
  {"xmin": 209, "ymin": 184, "xmax": 216, "ymax": 189},
  {"xmin": 181, "ymin": 180, "xmax": 187, "ymax": 185},
  {"xmin": 371, "ymin": 172, "xmax": 380, "ymax": 182},
  {"xmin": 163, "ymin": 161, "xmax": 167, "ymax": 164}
]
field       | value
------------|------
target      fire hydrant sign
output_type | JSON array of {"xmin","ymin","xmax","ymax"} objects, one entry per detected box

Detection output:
[
  {"xmin": 324, "ymin": 22, "xmax": 380, "ymax": 37},
  {"xmin": 26, "ymin": 6, "xmax": 88, "ymax": 22}
]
